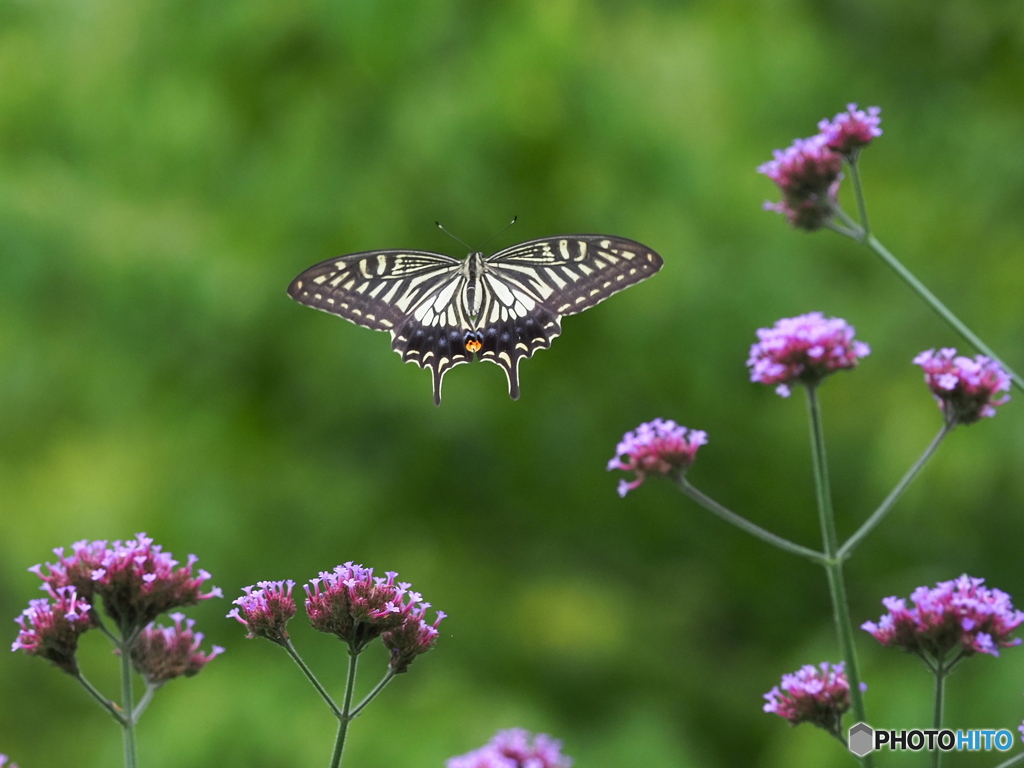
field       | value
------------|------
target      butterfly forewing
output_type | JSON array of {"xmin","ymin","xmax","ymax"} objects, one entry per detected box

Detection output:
[
  {"xmin": 288, "ymin": 235, "xmax": 663, "ymax": 404},
  {"xmin": 486, "ymin": 235, "xmax": 663, "ymax": 316},
  {"xmin": 287, "ymin": 250, "xmax": 463, "ymax": 332}
]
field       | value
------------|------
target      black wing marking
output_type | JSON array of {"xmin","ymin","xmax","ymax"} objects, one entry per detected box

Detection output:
[
  {"xmin": 470, "ymin": 235, "xmax": 663, "ymax": 398},
  {"xmin": 288, "ymin": 235, "xmax": 663, "ymax": 405},
  {"xmin": 287, "ymin": 249, "xmax": 462, "ymax": 332},
  {"xmin": 486, "ymin": 235, "xmax": 663, "ymax": 316},
  {"xmin": 288, "ymin": 249, "xmax": 478, "ymax": 405}
]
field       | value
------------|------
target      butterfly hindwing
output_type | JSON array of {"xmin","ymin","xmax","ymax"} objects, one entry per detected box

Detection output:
[{"xmin": 288, "ymin": 235, "xmax": 663, "ymax": 404}]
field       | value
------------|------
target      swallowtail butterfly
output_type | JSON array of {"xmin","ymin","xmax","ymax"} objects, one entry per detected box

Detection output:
[{"xmin": 288, "ymin": 234, "xmax": 663, "ymax": 405}]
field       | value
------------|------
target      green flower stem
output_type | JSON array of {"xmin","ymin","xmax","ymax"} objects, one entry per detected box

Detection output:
[
  {"xmin": 674, "ymin": 477, "xmax": 827, "ymax": 565},
  {"xmin": 824, "ymin": 220, "xmax": 863, "ymax": 239},
  {"xmin": 833, "ymin": 168, "xmax": 1022, "ymax": 391},
  {"xmin": 329, "ymin": 649, "xmax": 361, "ymax": 768},
  {"xmin": 119, "ymin": 637, "xmax": 138, "ymax": 768},
  {"xmin": 805, "ymin": 385, "xmax": 873, "ymax": 768},
  {"xmin": 349, "ymin": 670, "xmax": 396, "ymax": 719},
  {"xmin": 73, "ymin": 670, "xmax": 125, "ymax": 724},
  {"xmin": 993, "ymin": 752, "xmax": 1024, "ymax": 768},
  {"xmin": 864, "ymin": 233, "xmax": 1023, "ymax": 391},
  {"xmin": 831, "ymin": 162, "xmax": 1023, "ymax": 390},
  {"xmin": 806, "ymin": 386, "xmax": 839, "ymax": 555},
  {"xmin": 846, "ymin": 156, "xmax": 871, "ymax": 238},
  {"xmin": 838, "ymin": 423, "xmax": 951, "ymax": 560},
  {"xmin": 932, "ymin": 657, "xmax": 948, "ymax": 768},
  {"xmin": 132, "ymin": 682, "xmax": 160, "ymax": 721},
  {"xmin": 283, "ymin": 639, "xmax": 344, "ymax": 720}
]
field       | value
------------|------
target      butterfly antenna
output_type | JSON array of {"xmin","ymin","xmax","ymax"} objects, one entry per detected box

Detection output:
[
  {"xmin": 478, "ymin": 216, "xmax": 518, "ymax": 251},
  {"xmin": 435, "ymin": 221, "xmax": 473, "ymax": 251}
]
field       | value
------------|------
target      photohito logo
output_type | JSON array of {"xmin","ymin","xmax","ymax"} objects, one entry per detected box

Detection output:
[{"xmin": 848, "ymin": 723, "xmax": 1015, "ymax": 757}]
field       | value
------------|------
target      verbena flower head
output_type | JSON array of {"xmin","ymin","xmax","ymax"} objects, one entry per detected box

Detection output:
[
  {"xmin": 305, "ymin": 563, "xmax": 431, "ymax": 652},
  {"xmin": 131, "ymin": 612, "xmax": 224, "ymax": 685},
  {"xmin": 12, "ymin": 585, "xmax": 95, "ymax": 675},
  {"xmin": 818, "ymin": 103, "xmax": 883, "ymax": 157},
  {"xmin": 913, "ymin": 348, "xmax": 1011, "ymax": 426},
  {"xmin": 763, "ymin": 661, "xmax": 859, "ymax": 737},
  {"xmin": 758, "ymin": 135, "xmax": 843, "ymax": 230},
  {"xmin": 862, "ymin": 575, "xmax": 1024, "ymax": 660},
  {"xmin": 228, "ymin": 580, "xmax": 297, "ymax": 645},
  {"xmin": 748, "ymin": 312, "xmax": 870, "ymax": 397},
  {"xmin": 382, "ymin": 603, "xmax": 446, "ymax": 673},
  {"xmin": 607, "ymin": 418, "xmax": 707, "ymax": 497},
  {"xmin": 447, "ymin": 729, "xmax": 572, "ymax": 768},
  {"xmin": 29, "ymin": 534, "xmax": 221, "ymax": 634},
  {"xmin": 0, "ymin": 755, "xmax": 20, "ymax": 768}
]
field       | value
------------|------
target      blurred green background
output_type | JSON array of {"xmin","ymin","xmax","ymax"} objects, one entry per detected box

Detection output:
[{"xmin": 1, "ymin": 0, "xmax": 1022, "ymax": 766}]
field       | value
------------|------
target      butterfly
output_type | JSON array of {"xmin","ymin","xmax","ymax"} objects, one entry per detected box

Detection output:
[{"xmin": 287, "ymin": 234, "xmax": 663, "ymax": 405}]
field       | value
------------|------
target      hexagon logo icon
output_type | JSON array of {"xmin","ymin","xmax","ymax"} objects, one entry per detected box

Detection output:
[{"xmin": 849, "ymin": 722, "xmax": 874, "ymax": 757}]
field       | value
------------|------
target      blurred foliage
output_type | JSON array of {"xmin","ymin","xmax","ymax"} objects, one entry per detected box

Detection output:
[{"xmin": 1, "ymin": 0, "xmax": 1022, "ymax": 766}]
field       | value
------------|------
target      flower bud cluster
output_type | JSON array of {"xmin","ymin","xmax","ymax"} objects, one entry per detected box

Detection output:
[
  {"xmin": 747, "ymin": 312, "xmax": 870, "ymax": 397},
  {"xmin": 12, "ymin": 586, "xmax": 94, "ymax": 675},
  {"xmin": 759, "ymin": 103, "xmax": 882, "ymax": 229},
  {"xmin": 863, "ymin": 575, "xmax": 1024, "ymax": 659},
  {"xmin": 914, "ymin": 348, "xmax": 1011, "ymax": 426},
  {"xmin": 763, "ymin": 661, "xmax": 859, "ymax": 737},
  {"xmin": 606, "ymin": 419, "xmax": 707, "ymax": 497},
  {"xmin": 29, "ymin": 533, "xmax": 221, "ymax": 633},
  {"xmin": 132, "ymin": 612, "xmax": 225, "ymax": 684},
  {"xmin": 447, "ymin": 729, "xmax": 572, "ymax": 768}
]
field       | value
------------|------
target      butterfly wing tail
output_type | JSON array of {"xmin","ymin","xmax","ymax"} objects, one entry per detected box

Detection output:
[
  {"xmin": 478, "ymin": 308, "xmax": 563, "ymax": 401},
  {"xmin": 391, "ymin": 321, "xmax": 473, "ymax": 406}
]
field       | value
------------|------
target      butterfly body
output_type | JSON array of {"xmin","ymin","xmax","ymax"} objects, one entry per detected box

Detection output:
[{"xmin": 288, "ymin": 235, "xmax": 663, "ymax": 405}]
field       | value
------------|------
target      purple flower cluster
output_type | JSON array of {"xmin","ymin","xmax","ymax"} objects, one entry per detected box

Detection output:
[
  {"xmin": 447, "ymin": 729, "xmax": 572, "ymax": 768},
  {"xmin": 747, "ymin": 312, "xmax": 870, "ymax": 397},
  {"xmin": 305, "ymin": 562, "xmax": 444, "ymax": 654},
  {"xmin": 759, "ymin": 103, "xmax": 882, "ymax": 229},
  {"xmin": 759, "ymin": 136, "xmax": 843, "ymax": 230},
  {"xmin": 131, "ymin": 612, "xmax": 224, "ymax": 685},
  {"xmin": 606, "ymin": 418, "xmax": 707, "ymax": 497},
  {"xmin": 228, "ymin": 580, "xmax": 297, "ymax": 645},
  {"xmin": 28, "ymin": 533, "xmax": 221, "ymax": 633},
  {"xmin": 382, "ymin": 600, "xmax": 446, "ymax": 673},
  {"xmin": 763, "ymin": 661, "xmax": 857, "ymax": 736},
  {"xmin": 0, "ymin": 754, "xmax": 20, "ymax": 768},
  {"xmin": 12, "ymin": 585, "xmax": 94, "ymax": 675},
  {"xmin": 862, "ymin": 575, "xmax": 1024, "ymax": 659},
  {"xmin": 14, "ymin": 535, "xmax": 222, "ymax": 689},
  {"xmin": 914, "ymin": 348, "xmax": 1011, "ymax": 426},
  {"xmin": 817, "ymin": 104, "xmax": 883, "ymax": 156},
  {"xmin": 231, "ymin": 563, "xmax": 446, "ymax": 670}
]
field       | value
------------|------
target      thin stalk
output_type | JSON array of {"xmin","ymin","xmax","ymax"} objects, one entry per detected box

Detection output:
[
  {"xmin": 283, "ymin": 639, "xmax": 343, "ymax": 720},
  {"xmin": 993, "ymin": 752, "xmax": 1024, "ymax": 768},
  {"xmin": 830, "ymin": 202, "xmax": 863, "ymax": 234},
  {"xmin": 863, "ymin": 233, "xmax": 1023, "ymax": 392},
  {"xmin": 119, "ymin": 637, "xmax": 138, "ymax": 768},
  {"xmin": 805, "ymin": 385, "xmax": 873, "ymax": 768},
  {"xmin": 838, "ymin": 423, "xmax": 951, "ymax": 560},
  {"xmin": 329, "ymin": 649, "xmax": 361, "ymax": 768},
  {"xmin": 824, "ymin": 220, "xmax": 863, "ymax": 239},
  {"xmin": 846, "ymin": 156, "xmax": 871, "ymax": 238},
  {"xmin": 349, "ymin": 670, "xmax": 396, "ymax": 719},
  {"xmin": 806, "ymin": 386, "xmax": 840, "ymax": 556},
  {"xmin": 132, "ymin": 683, "xmax": 160, "ymax": 721},
  {"xmin": 675, "ymin": 478, "xmax": 827, "ymax": 565},
  {"xmin": 73, "ymin": 671, "xmax": 125, "ymax": 724},
  {"xmin": 932, "ymin": 657, "xmax": 947, "ymax": 768}
]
